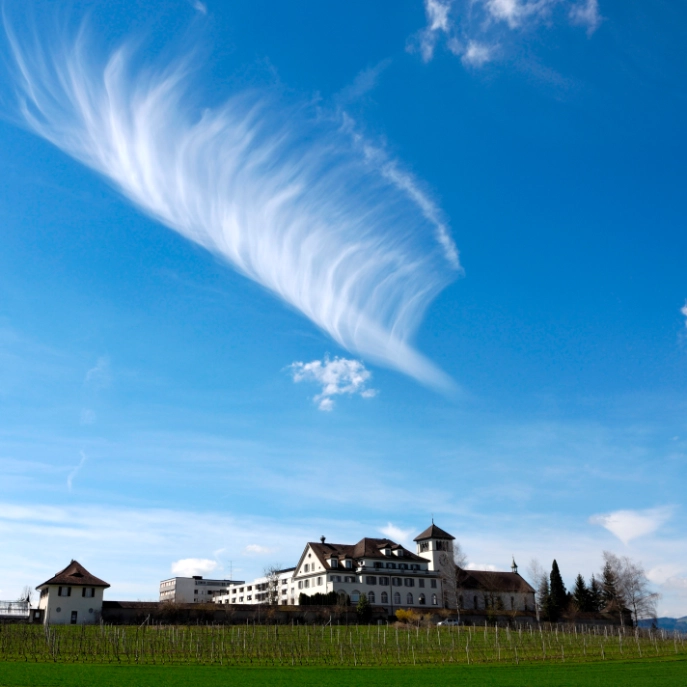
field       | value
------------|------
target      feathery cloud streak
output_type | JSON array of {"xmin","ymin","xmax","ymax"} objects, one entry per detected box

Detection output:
[{"xmin": 3, "ymin": 19, "xmax": 459, "ymax": 388}]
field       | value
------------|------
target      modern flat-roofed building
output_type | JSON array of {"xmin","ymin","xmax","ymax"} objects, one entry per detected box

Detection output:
[
  {"xmin": 159, "ymin": 575, "xmax": 243, "ymax": 603},
  {"xmin": 215, "ymin": 568, "xmax": 296, "ymax": 606}
]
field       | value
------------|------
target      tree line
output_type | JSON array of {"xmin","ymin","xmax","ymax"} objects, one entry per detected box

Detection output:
[{"xmin": 529, "ymin": 551, "xmax": 659, "ymax": 625}]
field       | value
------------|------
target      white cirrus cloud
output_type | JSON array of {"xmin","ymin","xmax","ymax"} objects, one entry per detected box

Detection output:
[
  {"xmin": 290, "ymin": 356, "xmax": 377, "ymax": 411},
  {"xmin": 681, "ymin": 301, "xmax": 687, "ymax": 327},
  {"xmin": 66, "ymin": 451, "xmax": 88, "ymax": 492},
  {"xmin": 171, "ymin": 558, "xmax": 218, "ymax": 577},
  {"xmin": 589, "ymin": 507, "xmax": 672, "ymax": 545},
  {"xmin": 409, "ymin": 0, "xmax": 601, "ymax": 68},
  {"xmin": 84, "ymin": 356, "xmax": 111, "ymax": 388},
  {"xmin": 3, "ymin": 15, "xmax": 458, "ymax": 389}
]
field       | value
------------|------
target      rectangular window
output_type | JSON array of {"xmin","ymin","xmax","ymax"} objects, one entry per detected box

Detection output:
[
  {"xmin": 392, "ymin": 578, "xmax": 401, "ymax": 587},
  {"xmin": 304, "ymin": 579, "xmax": 310, "ymax": 588},
  {"xmin": 298, "ymin": 581, "xmax": 303, "ymax": 589},
  {"xmin": 418, "ymin": 579, "xmax": 425, "ymax": 588},
  {"xmin": 431, "ymin": 580, "xmax": 437, "ymax": 588},
  {"xmin": 420, "ymin": 542, "xmax": 429, "ymax": 552},
  {"xmin": 365, "ymin": 576, "xmax": 377, "ymax": 585},
  {"xmin": 404, "ymin": 578, "xmax": 414, "ymax": 587},
  {"xmin": 82, "ymin": 587, "xmax": 95, "ymax": 598},
  {"xmin": 58, "ymin": 587, "xmax": 72, "ymax": 597},
  {"xmin": 317, "ymin": 577, "xmax": 323, "ymax": 586},
  {"xmin": 345, "ymin": 560, "xmax": 352, "ymax": 569},
  {"xmin": 331, "ymin": 559, "xmax": 338, "ymax": 568},
  {"xmin": 379, "ymin": 577, "xmax": 389, "ymax": 586}
]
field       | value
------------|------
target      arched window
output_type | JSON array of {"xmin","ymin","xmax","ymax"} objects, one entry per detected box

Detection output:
[
  {"xmin": 432, "ymin": 594, "xmax": 438, "ymax": 606},
  {"xmin": 351, "ymin": 590, "xmax": 360, "ymax": 603},
  {"xmin": 393, "ymin": 592, "xmax": 401, "ymax": 604},
  {"xmin": 419, "ymin": 594, "xmax": 426, "ymax": 605},
  {"xmin": 368, "ymin": 591, "xmax": 376, "ymax": 603},
  {"xmin": 381, "ymin": 592, "xmax": 388, "ymax": 603},
  {"xmin": 406, "ymin": 593, "xmax": 413, "ymax": 605}
]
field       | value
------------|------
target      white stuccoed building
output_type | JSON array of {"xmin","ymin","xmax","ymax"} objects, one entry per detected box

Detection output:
[
  {"xmin": 214, "ymin": 568, "xmax": 296, "ymax": 606},
  {"xmin": 36, "ymin": 560, "xmax": 110, "ymax": 625}
]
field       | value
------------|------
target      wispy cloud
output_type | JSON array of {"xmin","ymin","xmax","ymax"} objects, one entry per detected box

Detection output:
[
  {"xmin": 171, "ymin": 557, "xmax": 217, "ymax": 576},
  {"xmin": 335, "ymin": 59, "xmax": 392, "ymax": 104},
  {"xmin": 84, "ymin": 356, "xmax": 111, "ymax": 388},
  {"xmin": 66, "ymin": 451, "xmax": 87, "ymax": 492},
  {"xmin": 3, "ymin": 16, "xmax": 458, "ymax": 388},
  {"xmin": 589, "ymin": 507, "xmax": 672, "ymax": 545},
  {"xmin": 191, "ymin": 1, "xmax": 207, "ymax": 15},
  {"xmin": 409, "ymin": 0, "xmax": 601, "ymax": 68},
  {"xmin": 289, "ymin": 355, "xmax": 377, "ymax": 411},
  {"xmin": 79, "ymin": 408, "xmax": 96, "ymax": 425},
  {"xmin": 681, "ymin": 301, "xmax": 687, "ymax": 328}
]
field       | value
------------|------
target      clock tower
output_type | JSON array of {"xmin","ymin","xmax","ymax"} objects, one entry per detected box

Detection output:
[{"xmin": 415, "ymin": 522, "xmax": 457, "ymax": 608}]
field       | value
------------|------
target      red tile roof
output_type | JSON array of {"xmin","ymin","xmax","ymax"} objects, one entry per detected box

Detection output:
[{"xmin": 37, "ymin": 560, "xmax": 110, "ymax": 589}]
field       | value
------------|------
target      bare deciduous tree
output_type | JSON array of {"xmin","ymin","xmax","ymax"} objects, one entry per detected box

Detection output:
[
  {"xmin": 263, "ymin": 564, "xmax": 282, "ymax": 605},
  {"xmin": 19, "ymin": 586, "xmax": 33, "ymax": 606},
  {"xmin": 602, "ymin": 551, "xmax": 659, "ymax": 626},
  {"xmin": 527, "ymin": 559, "xmax": 548, "ymax": 621}
]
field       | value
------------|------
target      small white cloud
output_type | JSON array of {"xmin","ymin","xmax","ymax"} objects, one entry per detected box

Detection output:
[
  {"xmin": 79, "ymin": 408, "xmax": 96, "ymax": 425},
  {"xmin": 244, "ymin": 544, "xmax": 271, "ymax": 555},
  {"xmin": 589, "ymin": 507, "xmax": 672, "ymax": 545},
  {"xmin": 379, "ymin": 523, "xmax": 415, "ymax": 546},
  {"xmin": 466, "ymin": 562, "xmax": 498, "ymax": 571},
  {"xmin": 681, "ymin": 301, "xmax": 687, "ymax": 327},
  {"xmin": 171, "ymin": 558, "xmax": 218, "ymax": 577},
  {"xmin": 410, "ymin": 0, "xmax": 601, "ymax": 68},
  {"xmin": 191, "ymin": 1, "xmax": 207, "ymax": 14},
  {"xmin": 462, "ymin": 41, "xmax": 494, "ymax": 67},
  {"xmin": 289, "ymin": 355, "xmax": 378, "ymax": 411},
  {"xmin": 84, "ymin": 356, "xmax": 111, "ymax": 388},
  {"xmin": 66, "ymin": 451, "xmax": 87, "ymax": 492}
]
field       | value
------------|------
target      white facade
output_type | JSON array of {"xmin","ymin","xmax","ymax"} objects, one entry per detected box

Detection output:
[
  {"xmin": 159, "ymin": 575, "xmax": 241, "ymax": 603},
  {"xmin": 36, "ymin": 560, "xmax": 109, "ymax": 625},
  {"xmin": 38, "ymin": 585, "xmax": 105, "ymax": 625},
  {"xmin": 215, "ymin": 568, "xmax": 296, "ymax": 606},
  {"xmin": 293, "ymin": 538, "xmax": 443, "ymax": 611}
]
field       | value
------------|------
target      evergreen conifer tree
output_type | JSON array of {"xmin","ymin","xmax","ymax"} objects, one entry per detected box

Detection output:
[
  {"xmin": 356, "ymin": 593, "xmax": 371, "ymax": 623},
  {"xmin": 572, "ymin": 573, "xmax": 590, "ymax": 612},
  {"xmin": 601, "ymin": 561, "xmax": 619, "ymax": 609},
  {"xmin": 548, "ymin": 559, "xmax": 567, "ymax": 621},
  {"xmin": 589, "ymin": 575, "xmax": 603, "ymax": 612}
]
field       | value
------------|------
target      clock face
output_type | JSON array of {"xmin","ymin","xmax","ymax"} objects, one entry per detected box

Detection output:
[{"xmin": 439, "ymin": 553, "xmax": 449, "ymax": 566}]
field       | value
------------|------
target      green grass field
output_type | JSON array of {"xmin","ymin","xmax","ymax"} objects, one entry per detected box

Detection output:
[{"xmin": 1, "ymin": 658, "xmax": 686, "ymax": 687}]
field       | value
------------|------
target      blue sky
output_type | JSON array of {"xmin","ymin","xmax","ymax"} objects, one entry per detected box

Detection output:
[{"xmin": 1, "ymin": 0, "xmax": 686, "ymax": 614}]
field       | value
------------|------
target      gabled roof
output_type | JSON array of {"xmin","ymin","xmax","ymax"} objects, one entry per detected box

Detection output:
[
  {"xmin": 300, "ymin": 537, "xmax": 426, "ymax": 572},
  {"xmin": 458, "ymin": 570, "xmax": 535, "ymax": 594},
  {"xmin": 414, "ymin": 523, "xmax": 455, "ymax": 541},
  {"xmin": 37, "ymin": 560, "xmax": 110, "ymax": 590}
]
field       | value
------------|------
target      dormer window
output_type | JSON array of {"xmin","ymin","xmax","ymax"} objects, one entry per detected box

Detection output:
[
  {"xmin": 345, "ymin": 560, "xmax": 352, "ymax": 569},
  {"xmin": 330, "ymin": 559, "xmax": 338, "ymax": 568}
]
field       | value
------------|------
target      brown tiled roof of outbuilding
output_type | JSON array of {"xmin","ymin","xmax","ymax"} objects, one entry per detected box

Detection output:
[
  {"xmin": 37, "ymin": 560, "xmax": 110, "ymax": 589},
  {"xmin": 414, "ymin": 523, "xmax": 455, "ymax": 541}
]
